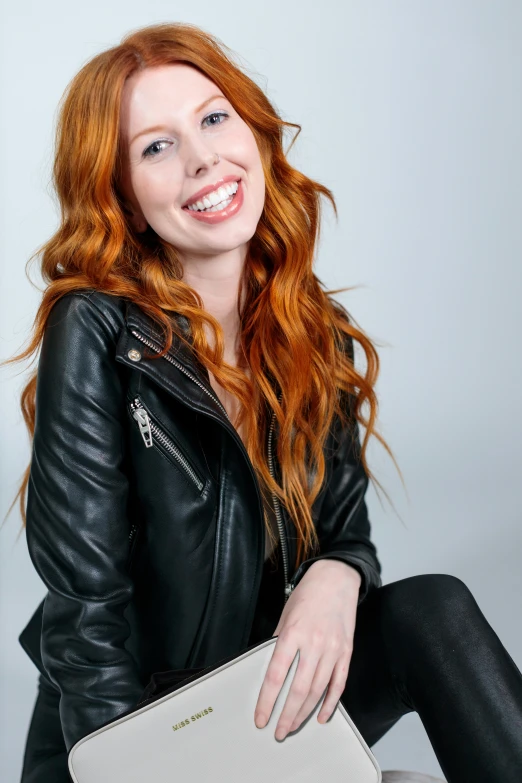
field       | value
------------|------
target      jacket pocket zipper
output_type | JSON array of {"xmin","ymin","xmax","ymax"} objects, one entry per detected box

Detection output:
[{"xmin": 128, "ymin": 396, "xmax": 205, "ymax": 493}]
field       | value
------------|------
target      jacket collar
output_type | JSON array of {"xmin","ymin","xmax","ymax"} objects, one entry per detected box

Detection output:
[
  {"xmin": 121, "ymin": 299, "xmax": 229, "ymax": 411},
  {"xmin": 124, "ymin": 300, "xmax": 200, "ymax": 369}
]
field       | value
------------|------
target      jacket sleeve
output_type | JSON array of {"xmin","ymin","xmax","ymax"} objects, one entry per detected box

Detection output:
[
  {"xmin": 288, "ymin": 334, "xmax": 383, "ymax": 606},
  {"xmin": 25, "ymin": 292, "xmax": 145, "ymax": 752}
]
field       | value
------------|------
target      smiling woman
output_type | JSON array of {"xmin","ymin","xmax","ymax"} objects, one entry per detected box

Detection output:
[
  {"xmin": 5, "ymin": 21, "xmax": 395, "ymax": 778},
  {"xmin": 118, "ymin": 62, "xmax": 266, "ymax": 244},
  {"xmin": 5, "ymin": 18, "xmax": 522, "ymax": 783}
]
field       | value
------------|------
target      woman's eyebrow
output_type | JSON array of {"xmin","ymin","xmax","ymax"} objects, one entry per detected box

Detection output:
[{"xmin": 130, "ymin": 93, "xmax": 227, "ymax": 145}]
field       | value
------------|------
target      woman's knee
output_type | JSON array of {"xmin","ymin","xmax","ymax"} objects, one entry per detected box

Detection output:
[
  {"xmin": 378, "ymin": 573, "xmax": 478, "ymax": 638},
  {"xmin": 391, "ymin": 572, "xmax": 471, "ymax": 600}
]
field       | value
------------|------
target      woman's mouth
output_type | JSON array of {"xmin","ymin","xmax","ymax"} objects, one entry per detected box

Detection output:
[{"xmin": 182, "ymin": 179, "xmax": 244, "ymax": 224}]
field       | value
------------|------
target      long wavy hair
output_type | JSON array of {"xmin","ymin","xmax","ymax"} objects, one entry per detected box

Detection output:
[{"xmin": 2, "ymin": 21, "xmax": 405, "ymax": 569}]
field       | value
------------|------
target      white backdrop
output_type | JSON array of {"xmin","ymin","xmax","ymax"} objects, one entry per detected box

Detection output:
[{"xmin": 1, "ymin": 1, "xmax": 521, "ymax": 780}]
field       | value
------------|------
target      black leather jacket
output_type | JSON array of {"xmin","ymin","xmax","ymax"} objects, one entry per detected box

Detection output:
[{"xmin": 18, "ymin": 289, "xmax": 382, "ymax": 752}]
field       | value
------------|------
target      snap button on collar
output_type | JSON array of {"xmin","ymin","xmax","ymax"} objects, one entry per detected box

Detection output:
[{"xmin": 128, "ymin": 349, "xmax": 142, "ymax": 362}]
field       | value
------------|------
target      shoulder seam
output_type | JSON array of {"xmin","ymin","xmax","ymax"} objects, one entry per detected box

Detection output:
[{"xmin": 73, "ymin": 290, "xmax": 122, "ymax": 338}]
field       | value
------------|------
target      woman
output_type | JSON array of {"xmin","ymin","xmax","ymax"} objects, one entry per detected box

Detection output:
[{"xmin": 6, "ymin": 21, "xmax": 522, "ymax": 783}]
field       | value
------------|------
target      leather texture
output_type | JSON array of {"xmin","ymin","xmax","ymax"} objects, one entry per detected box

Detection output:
[
  {"xmin": 18, "ymin": 288, "xmax": 383, "ymax": 753},
  {"xmin": 67, "ymin": 637, "xmax": 381, "ymax": 783}
]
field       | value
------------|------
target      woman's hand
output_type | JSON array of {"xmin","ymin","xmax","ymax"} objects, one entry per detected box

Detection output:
[{"xmin": 253, "ymin": 559, "xmax": 361, "ymax": 740}]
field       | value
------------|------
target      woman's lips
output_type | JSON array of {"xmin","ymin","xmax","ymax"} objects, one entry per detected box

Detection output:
[{"xmin": 182, "ymin": 179, "xmax": 244, "ymax": 224}]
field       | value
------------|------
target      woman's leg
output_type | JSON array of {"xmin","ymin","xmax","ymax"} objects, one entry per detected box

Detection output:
[
  {"xmin": 20, "ymin": 673, "xmax": 70, "ymax": 783},
  {"xmin": 342, "ymin": 573, "xmax": 522, "ymax": 782}
]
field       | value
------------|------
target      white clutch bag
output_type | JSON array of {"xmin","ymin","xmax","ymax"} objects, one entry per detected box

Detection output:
[{"xmin": 68, "ymin": 635, "xmax": 382, "ymax": 782}]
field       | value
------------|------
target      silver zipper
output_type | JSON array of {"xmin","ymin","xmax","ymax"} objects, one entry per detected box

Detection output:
[
  {"xmin": 129, "ymin": 523, "xmax": 138, "ymax": 543},
  {"xmin": 129, "ymin": 396, "xmax": 205, "ymax": 492},
  {"xmin": 128, "ymin": 328, "xmax": 294, "ymax": 601}
]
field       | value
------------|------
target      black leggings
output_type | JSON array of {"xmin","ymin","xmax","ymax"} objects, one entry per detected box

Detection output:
[{"xmin": 20, "ymin": 542, "xmax": 522, "ymax": 782}]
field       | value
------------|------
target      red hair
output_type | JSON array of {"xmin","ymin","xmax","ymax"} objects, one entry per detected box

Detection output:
[{"xmin": 2, "ymin": 21, "xmax": 404, "ymax": 568}]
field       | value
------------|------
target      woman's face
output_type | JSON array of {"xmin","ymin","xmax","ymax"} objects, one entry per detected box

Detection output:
[{"xmin": 119, "ymin": 63, "xmax": 266, "ymax": 263}]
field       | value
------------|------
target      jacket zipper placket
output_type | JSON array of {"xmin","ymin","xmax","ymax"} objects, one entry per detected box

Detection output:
[
  {"xmin": 128, "ymin": 328, "xmax": 296, "ymax": 604},
  {"xmin": 128, "ymin": 396, "xmax": 205, "ymax": 492}
]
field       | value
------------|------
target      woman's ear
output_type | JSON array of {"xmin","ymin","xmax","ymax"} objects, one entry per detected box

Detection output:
[
  {"xmin": 131, "ymin": 215, "xmax": 148, "ymax": 233},
  {"xmin": 121, "ymin": 200, "xmax": 148, "ymax": 233}
]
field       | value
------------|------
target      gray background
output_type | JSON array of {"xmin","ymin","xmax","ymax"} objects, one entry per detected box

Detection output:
[{"xmin": 1, "ymin": 1, "xmax": 521, "ymax": 780}]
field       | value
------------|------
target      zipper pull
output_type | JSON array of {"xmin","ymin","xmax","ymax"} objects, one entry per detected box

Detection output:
[
  {"xmin": 133, "ymin": 408, "xmax": 153, "ymax": 448},
  {"xmin": 284, "ymin": 582, "xmax": 296, "ymax": 599}
]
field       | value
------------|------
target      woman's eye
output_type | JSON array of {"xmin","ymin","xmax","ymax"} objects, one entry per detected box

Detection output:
[
  {"xmin": 143, "ymin": 140, "xmax": 170, "ymax": 158},
  {"xmin": 142, "ymin": 111, "xmax": 230, "ymax": 159},
  {"xmin": 202, "ymin": 110, "xmax": 229, "ymax": 128}
]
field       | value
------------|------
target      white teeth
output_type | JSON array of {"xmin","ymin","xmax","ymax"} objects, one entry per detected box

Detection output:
[
  {"xmin": 217, "ymin": 186, "xmax": 230, "ymax": 202},
  {"xmin": 207, "ymin": 197, "xmax": 233, "ymax": 212},
  {"xmin": 187, "ymin": 180, "xmax": 239, "ymax": 211}
]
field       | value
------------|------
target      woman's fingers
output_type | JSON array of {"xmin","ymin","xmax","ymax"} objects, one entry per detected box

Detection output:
[
  {"xmin": 272, "ymin": 645, "xmax": 324, "ymax": 740},
  {"xmin": 315, "ymin": 649, "xmax": 352, "ymax": 723},
  {"xmin": 286, "ymin": 637, "xmax": 352, "ymax": 733},
  {"xmin": 287, "ymin": 649, "xmax": 349, "ymax": 732},
  {"xmin": 254, "ymin": 631, "xmax": 333, "ymax": 740},
  {"xmin": 254, "ymin": 636, "xmax": 302, "ymax": 734}
]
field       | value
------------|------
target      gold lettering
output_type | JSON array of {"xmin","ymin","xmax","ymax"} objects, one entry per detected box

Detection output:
[{"xmin": 172, "ymin": 707, "xmax": 214, "ymax": 730}]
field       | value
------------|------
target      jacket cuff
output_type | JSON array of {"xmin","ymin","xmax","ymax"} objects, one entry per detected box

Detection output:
[{"xmin": 288, "ymin": 552, "xmax": 382, "ymax": 606}]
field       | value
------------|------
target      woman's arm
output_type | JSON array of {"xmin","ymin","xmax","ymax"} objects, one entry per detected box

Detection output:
[{"xmin": 26, "ymin": 291, "xmax": 144, "ymax": 752}]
